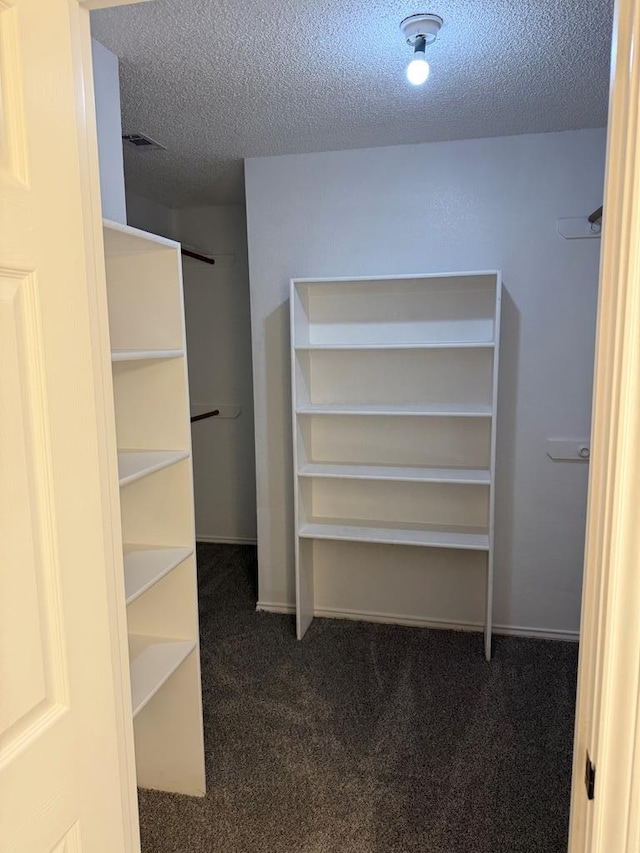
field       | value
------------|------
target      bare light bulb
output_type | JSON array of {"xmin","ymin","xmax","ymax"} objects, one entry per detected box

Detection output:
[
  {"xmin": 406, "ymin": 56, "xmax": 430, "ymax": 85},
  {"xmin": 406, "ymin": 34, "xmax": 429, "ymax": 86}
]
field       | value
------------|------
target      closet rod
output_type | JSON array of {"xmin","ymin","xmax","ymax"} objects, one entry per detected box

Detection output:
[
  {"xmin": 182, "ymin": 247, "xmax": 215, "ymax": 265},
  {"xmin": 190, "ymin": 409, "xmax": 220, "ymax": 423},
  {"xmin": 588, "ymin": 205, "xmax": 603, "ymax": 224}
]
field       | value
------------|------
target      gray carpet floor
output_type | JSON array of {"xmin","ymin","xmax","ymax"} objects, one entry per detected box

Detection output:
[{"xmin": 138, "ymin": 543, "xmax": 578, "ymax": 853}]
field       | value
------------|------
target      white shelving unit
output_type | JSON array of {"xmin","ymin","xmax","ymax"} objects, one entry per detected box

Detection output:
[
  {"xmin": 290, "ymin": 272, "xmax": 502, "ymax": 660},
  {"xmin": 103, "ymin": 219, "xmax": 205, "ymax": 795}
]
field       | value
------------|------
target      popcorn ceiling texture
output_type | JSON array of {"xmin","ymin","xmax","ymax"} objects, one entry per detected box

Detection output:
[{"xmin": 91, "ymin": 0, "xmax": 613, "ymax": 207}]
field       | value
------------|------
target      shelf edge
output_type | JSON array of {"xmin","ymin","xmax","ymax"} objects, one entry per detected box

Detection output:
[
  {"xmin": 129, "ymin": 638, "xmax": 196, "ymax": 718},
  {"xmin": 297, "ymin": 466, "xmax": 491, "ymax": 485},
  {"xmin": 124, "ymin": 546, "xmax": 195, "ymax": 606},
  {"xmin": 111, "ymin": 349, "xmax": 185, "ymax": 362},
  {"xmin": 118, "ymin": 450, "xmax": 190, "ymax": 487},
  {"xmin": 298, "ymin": 523, "xmax": 490, "ymax": 551}
]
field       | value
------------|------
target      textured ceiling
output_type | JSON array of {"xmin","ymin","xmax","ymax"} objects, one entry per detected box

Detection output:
[{"xmin": 91, "ymin": 0, "xmax": 614, "ymax": 207}]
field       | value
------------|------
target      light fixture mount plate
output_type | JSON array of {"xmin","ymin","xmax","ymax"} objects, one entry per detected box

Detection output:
[{"xmin": 400, "ymin": 13, "xmax": 443, "ymax": 46}]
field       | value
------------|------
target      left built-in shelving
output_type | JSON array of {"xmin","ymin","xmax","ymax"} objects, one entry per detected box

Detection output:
[{"xmin": 103, "ymin": 219, "xmax": 205, "ymax": 796}]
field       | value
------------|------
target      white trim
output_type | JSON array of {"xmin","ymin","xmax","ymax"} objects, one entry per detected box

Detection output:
[
  {"xmin": 255, "ymin": 601, "xmax": 579, "ymax": 642},
  {"xmin": 73, "ymin": 7, "xmax": 139, "ymax": 847},
  {"xmin": 495, "ymin": 624, "xmax": 579, "ymax": 643},
  {"xmin": 196, "ymin": 535, "xmax": 257, "ymax": 545},
  {"xmin": 256, "ymin": 601, "xmax": 296, "ymax": 615}
]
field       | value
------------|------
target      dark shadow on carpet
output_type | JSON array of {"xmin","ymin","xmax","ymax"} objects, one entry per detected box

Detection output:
[{"xmin": 138, "ymin": 543, "xmax": 578, "ymax": 853}]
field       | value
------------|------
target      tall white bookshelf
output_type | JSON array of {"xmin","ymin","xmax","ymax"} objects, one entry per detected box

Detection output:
[
  {"xmin": 290, "ymin": 272, "xmax": 502, "ymax": 660},
  {"xmin": 103, "ymin": 219, "xmax": 205, "ymax": 795}
]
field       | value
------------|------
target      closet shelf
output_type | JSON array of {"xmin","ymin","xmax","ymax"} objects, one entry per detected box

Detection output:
[
  {"xmin": 124, "ymin": 546, "xmax": 194, "ymax": 605},
  {"xmin": 104, "ymin": 218, "xmax": 205, "ymax": 794},
  {"xmin": 118, "ymin": 450, "xmax": 190, "ymax": 487},
  {"xmin": 103, "ymin": 217, "xmax": 180, "ymax": 255},
  {"xmin": 299, "ymin": 519, "xmax": 490, "ymax": 551},
  {"xmin": 297, "ymin": 463, "xmax": 491, "ymax": 485},
  {"xmin": 296, "ymin": 403, "xmax": 493, "ymax": 418},
  {"xmin": 291, "ymin": 271, "xmax": 501, "ymax": 658},
  {"xmin": 111, "ymin": 348, "xmax": 185, "ymax": 362},
  {"xmin": 295, "ymin": 342, "xmax": 495, "ymax": 351},
  {"xmin": 128, "ymin": 635, "xmax": 196, "ymax": 718}
]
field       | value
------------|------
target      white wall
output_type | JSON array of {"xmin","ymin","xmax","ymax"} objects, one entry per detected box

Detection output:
[
  {"xmin": 172, "ymin": 205, "xmax": 257, "ymax": 544},
  {"xmin": 91, "ymin": 39, "xmax": 126, "ymax": 224},
  {"xmin": 125, "ymin": 192, "xmax": 257, "ymax": 544},
  {"xmin": 245, "ymin": 128, "xmax": 607, "ymax": 637},
  {"xmin": 126, "ymin": 191, "xmax": 174, "ymax": 239}
]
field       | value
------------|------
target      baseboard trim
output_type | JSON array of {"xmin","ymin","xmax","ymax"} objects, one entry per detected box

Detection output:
[
  {"xmin": 256, "ymin": 601, "xmax": 295, "ymax": 615},
  {"xmin": 494, "ymin": 623, "xmax": 579, "ymax": 642},
  {"xmin": 196, "ymin": 535, "xmax": 257, "ymax": 545},
  {"xmin": 315, "ymin": 606, "xmax": 482, "ymax": 633},
  {"xmin": 255, "ymin": 602, "xmax": 579, "ymax": 642}
]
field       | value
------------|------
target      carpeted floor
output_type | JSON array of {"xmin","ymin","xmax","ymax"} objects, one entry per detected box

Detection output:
[{"xmin": 138, "ymin": 543, "xmax": 578, "ymax": 853}]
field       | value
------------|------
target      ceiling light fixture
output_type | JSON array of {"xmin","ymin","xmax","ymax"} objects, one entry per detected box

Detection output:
[{"xmin": 400, "ymin": 13, "xmax": 442, "ymax": 86}]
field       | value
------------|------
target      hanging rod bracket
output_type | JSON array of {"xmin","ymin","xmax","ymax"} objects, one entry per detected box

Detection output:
[{"xmin": 557, "ymin": 216, "xmax": 601, "ymax": 240}]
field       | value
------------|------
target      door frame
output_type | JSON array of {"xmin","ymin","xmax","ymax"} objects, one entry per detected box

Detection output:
[
  {"xmin": 569, "ymin": 0, "xmax": 640, "ymax": 849},
  {"xmin": 69, "ymin": 0, "xmax": 640, "ymax": 848},
  {"xmin": 70, "ymin": 0, "xmax": 153, "ymax": 846}
]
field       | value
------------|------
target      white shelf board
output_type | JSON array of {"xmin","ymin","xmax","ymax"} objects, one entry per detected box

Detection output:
[
  {"xmin": 295, "ymin": 342, "xmax": 495, "ymax": 351},
  {"xmin": 299, "ymin": 519, "xmax": 490, "ymax": 551},
  {"xmin": 111, "ymin": 349, "xmax": 184, "ymax": 362},
  {"xmin": 124, "ymin": 546, "xmax": 194, "ymax": 605},
  {"xmin": 296, "ymin": 403, "xmax": 493, "ymax": 418},
  {"xmin": 118, "ymin": 450, "xmax": 190, "ymax": 487},
  {"xmin": 298, "ymin": 463, "xmax": 491, "ymax": 485},
  {"xmin": 103, "ymin": 218, "xmax": 180, "ymax": 255},
  {"xmin": 292, "ymin": 271, "xmax": 500, "ymax": 285},
  {"xmin": 128, "ymin": 635, "xmax": 196, "ymax": 717}
]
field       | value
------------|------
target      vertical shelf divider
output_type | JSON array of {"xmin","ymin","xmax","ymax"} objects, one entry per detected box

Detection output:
[{"xmin": 485, "ymin": 277, "xmax": 503, "ymax": 661}]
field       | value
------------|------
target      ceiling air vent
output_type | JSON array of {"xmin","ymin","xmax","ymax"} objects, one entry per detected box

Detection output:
[{"xmin": 122, "ymin": 132, "xmax": 166, "ymax": 150}]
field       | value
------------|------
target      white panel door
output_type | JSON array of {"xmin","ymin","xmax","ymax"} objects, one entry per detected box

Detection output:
[{"xmin": 0, "ymin": 0, "xmax": 138, "ymax": 850}]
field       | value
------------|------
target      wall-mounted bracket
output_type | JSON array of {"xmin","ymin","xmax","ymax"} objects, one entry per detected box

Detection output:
[
  {"xmin": 557, "ymin": 217, "xmax": 601, "ymax": 240},
  {"xmin": 547, "ymin": 439, "xmax": 590, "ymax": 461}
]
